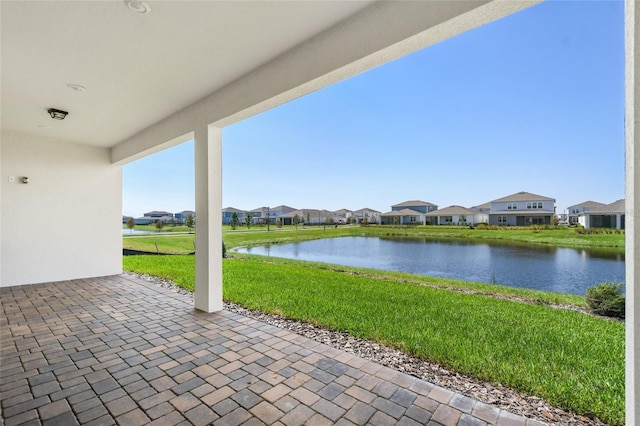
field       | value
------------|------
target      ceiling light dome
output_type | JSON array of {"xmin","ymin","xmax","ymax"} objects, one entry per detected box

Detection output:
[{"xmin": 126, "ymin": 0, "xmax": 151, "ymax": 14}]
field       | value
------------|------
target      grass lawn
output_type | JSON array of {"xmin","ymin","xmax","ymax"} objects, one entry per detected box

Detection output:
[{"xmin": 123, "ymin": 254, "xmax": 624, "ymax": 425}]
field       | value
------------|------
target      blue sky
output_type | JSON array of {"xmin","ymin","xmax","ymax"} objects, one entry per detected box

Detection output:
[{"xmin": 123, "ymin": 1, "xmax": 625, "ymax": 218}]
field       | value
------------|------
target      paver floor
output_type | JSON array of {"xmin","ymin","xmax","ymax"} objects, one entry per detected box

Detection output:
[{"xmin": 1, "ymin": 275, "xmax": 546, "ymax": 426}]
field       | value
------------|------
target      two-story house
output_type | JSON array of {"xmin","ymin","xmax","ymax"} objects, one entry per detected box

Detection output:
[
  {"xmin": 380, "ymin": 200, "xmax": 438, "ymax": 225},
  {"xmin": 566, "ymin": 201, "xmax": 606, "ymax": 225},
  {"xmin": 175, "ymin": 210, "xmax": 196, "ymax": 224},
  {"xmin": 221, "ymin": 207, "xmax": 246, "ymax": 225},
  {"xmin": 488, "ymin": 191, "xmax": 556, "ymax": 226},
  {"xmin": 351, "ymin": 208, "xmax": 382, "ymax": 224}
]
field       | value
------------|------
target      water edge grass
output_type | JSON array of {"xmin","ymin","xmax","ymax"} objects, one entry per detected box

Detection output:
[{"xmin": 123, "ymin": 254, "xmax": 624, "ymax": 425}]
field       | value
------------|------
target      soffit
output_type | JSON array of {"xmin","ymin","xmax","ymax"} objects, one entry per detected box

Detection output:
[{"xmin": 0, "ymin": 1, "xmax": 373, "ymax": 148}]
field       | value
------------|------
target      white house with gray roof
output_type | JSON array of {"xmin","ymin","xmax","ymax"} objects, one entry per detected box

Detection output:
[
  {"xmin": 380, "ymin": 208, "xmax": 426, "ymax": 225},
  {"xmin": 351, "ymin": 208, "xmax": 381, "ymax": 224},
  {"xmin": 426, "ymin": 205, "xmax": 488, "ymax": 226},
  {"xmin": 567, "ymin": 201, "xmax": 606, "ymax": 225},
  {"xmin": 488, "ymin": 191, "xmax": 556, "ymax": 226},
  {"xmin": 579, "ymin": 199, "xmax": 625, "ymax": 229}
]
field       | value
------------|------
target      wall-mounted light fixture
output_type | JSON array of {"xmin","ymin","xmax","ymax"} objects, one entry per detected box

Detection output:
[
  {"xmin": 21, "ymin": 177, "xmax": 29, "ymax": 184},
  {"xmin": 48, "ymin": 108, "xmax": 68, "ymax": 120}
]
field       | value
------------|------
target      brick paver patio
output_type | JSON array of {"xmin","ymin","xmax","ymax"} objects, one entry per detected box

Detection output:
[{"xmin": 1, "ymin": 275, "xmax": 546, "ymax": 425}]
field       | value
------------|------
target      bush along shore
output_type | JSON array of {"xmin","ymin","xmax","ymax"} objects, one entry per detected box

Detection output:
[{"xmin": 124, "ymin": 244, "xmax": 625, "ymax": 425}]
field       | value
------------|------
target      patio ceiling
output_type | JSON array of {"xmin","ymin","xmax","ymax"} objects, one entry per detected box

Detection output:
[
  {"xmin": 1, "ymin": 1, "xmax": 539, "ymax": 157},
  {"xmin": 0, "ymin": 1, "xmax": 373, "ymax": 148}
]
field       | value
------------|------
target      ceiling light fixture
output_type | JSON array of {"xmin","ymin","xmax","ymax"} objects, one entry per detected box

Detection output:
[
  {"xmin": 67, "ymin": 83, "xmax": 86, "ymax": 92},
  {"xmin": 126, "ymin": 0, "xmax": 151, "ymax": 14},
  {"xmin": 48, "ymin": 108, "xmax": 69, "ymax": 120}
]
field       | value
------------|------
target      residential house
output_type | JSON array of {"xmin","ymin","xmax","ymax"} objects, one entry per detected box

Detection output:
[
  {"xmin": 247, "ymin": 207, "xmax": 268, "ymax": 224},
  {"xmin": 268, "ymin": 205, "xmax": 297, "ymax": 224},
  {"xmin": 333, "ymin": 208, "xmax": 353, "ymax": 220},
  {"xmin": 425, "ymin": 205, "xmax": 488, "ymax": 226},
  {"xmin": 488, "ymin": 191, "xmax": 556, "ymax": 226},
  {"xmin": 134, "ymin": 210, "xmax": 175, "ymax": 225},
  {"xmin": 380, "ymin": 200, "xmax": 438, "ymax": 225},
  {"xmin": 567, "ymin": 201, "xmax": 606, "ymax": 225},
  {"xmin": 280, "ymin": 209, "xmax": 341, "ymax": 225},
  {"xmin": 380, "ymin": 208, "xmax": 426, "ymax": 225},
  {"xmin": 221, "ymin": 207, "xmax": 246, "ymax": 225},
  {"xmin": 351, "ymin": 208, "xmax": 382, "ymax": 224},
  {"xmin": 579, "ymin": 199, "xmax": 625, "ymax": 229},
  {"xmin": 175, "ymin": 210, "xmax": 196, "ymax": 224}
]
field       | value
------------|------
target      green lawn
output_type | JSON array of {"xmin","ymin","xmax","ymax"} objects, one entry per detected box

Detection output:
[
  {"xmin": 122, "ymin": 225, "xmax": 625, "ymax": 425},
  {"xmin": 123, "ymin": 254, "xmax": 624, "ymax": 425}
]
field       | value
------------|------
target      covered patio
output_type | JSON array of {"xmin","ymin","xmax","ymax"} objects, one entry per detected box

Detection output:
[
  {"xmin": 1, "ymin": 274, "xmax": 538, "ymax": 425},
  {"xmin": 1, "ymin": 1, "xmax": 639, "ymax": 424}
]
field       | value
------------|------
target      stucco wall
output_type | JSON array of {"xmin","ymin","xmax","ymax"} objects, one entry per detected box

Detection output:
[{"xmin": 1, "ymin": 130, "xmax": 122, "ymax": 286}]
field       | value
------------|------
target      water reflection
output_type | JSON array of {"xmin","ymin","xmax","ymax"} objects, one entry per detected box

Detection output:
[{"xmin": 234, "ymin": 236, "xmax": 625, "ymax": 295}]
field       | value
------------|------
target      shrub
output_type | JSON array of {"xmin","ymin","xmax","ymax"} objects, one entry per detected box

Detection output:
[
  {"xmin": 586, "ymin": 282, "xmax": 625, "ymax": 319},
  {"xmin": 222, "ymin": 241, "xmax": 227, "ymax": 258}
]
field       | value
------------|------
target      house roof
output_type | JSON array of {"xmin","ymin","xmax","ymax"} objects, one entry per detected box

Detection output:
[
  {"xmin": 490, "ymin": 191, "xmax": 555, "ymax": 203},
  {"xmin": 334, "ymin": 208, "xmax": 353, "ymax": 213},
  {"xmin": 391, "ymin": 200, "xmax": 437, "ymax": 208},
  {"xmin": 471, "ymin": 202, "xmax": 491, "ymax": 210},
  {"xmin": 222, "ymin": 207, "xmax": 246, "ymax": 213},
  {"xmin": 249, "ymin": 207, "xmax": 268, "ymax": 213},
  {"xmin": 144, "ymin": 210, "xmax": 173, "ymax": 216},
  {"xmin": 381, "ymin": 208, "xmax": 424, "ymax": 216},
  {"xmin": 567, "ymin": 201, "xmax": 606, "ymax": 209},
  {"xmin": 270, "ymin": 205, "xmax": 297, "ymax": 211},
  {"xmin": 583, "ymin": 199, "xmax": 625, "ymax": 214},
  {"xmin": 425, "ymin": 205, "xmax": 478, "ymax": 216},
  {"xmin": 353, "ymin": 208, "xmax": 381, "ymax": 214}
]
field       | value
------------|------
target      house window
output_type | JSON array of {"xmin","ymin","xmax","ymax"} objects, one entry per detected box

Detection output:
[
  {"xmin": 527, "ymin": 202, "xmax": 543, "ymax": 209},
  {"xmin": 498, "ymin": 216, "xmax": 507, "ymax": 223},
  {"xmin": 507, "ymin": 203, "xmax": 517, "ymax": 210},
  {"xmin": 571, "ymin": 208, "xmax": 580, "ymax": 214}
]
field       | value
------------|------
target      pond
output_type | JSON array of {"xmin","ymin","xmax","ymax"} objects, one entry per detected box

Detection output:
[
  {"xmin": 233, "ymin": 236, "xmax": 625, "ymax": 295},
  {"xmin": 122, "ymin": 228, "xmax": 153, "ymax": 235}
]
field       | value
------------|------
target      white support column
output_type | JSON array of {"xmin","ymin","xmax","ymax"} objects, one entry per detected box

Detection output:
[
  {"xmin": 194, "ymin": 123, "xmax": 223, "ymax": 313},
  {"xmin": 626, "ymin": 1, "xmax": 639, "ymax": 424}
]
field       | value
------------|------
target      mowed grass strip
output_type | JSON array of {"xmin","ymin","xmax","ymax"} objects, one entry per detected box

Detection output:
[{"xmin": 123, "ymin": 255, "xmax": 624, "ymax": 425}]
